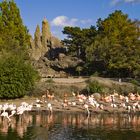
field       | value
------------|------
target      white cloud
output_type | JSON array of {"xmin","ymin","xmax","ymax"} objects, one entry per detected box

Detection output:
[
  {"xmin": 51, "ymin": 16, "xmax": 78, "ymax": 27},
  {"xmin": 51, "ymin": 16, "xmax": 94, "ymax": 27},
  {"xmin": 111, "ymin": 0, "xmax": 140, "ymax": 5},
  {"xmin": 80, "ymin": 19, "xmax": 93, "ymax": 25}
]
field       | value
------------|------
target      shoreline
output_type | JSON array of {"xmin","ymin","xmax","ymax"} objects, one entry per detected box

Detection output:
[
  {"xmin": 0, "ymin": 93, "xmax": 140, "ymax": 116},
  {"xmin": 29, "ymin": 109, "xmax": 140, "ymax": 115},
  {"xmin": 0, "ymin": 97, "xmax": 140, "ymax": 115}
]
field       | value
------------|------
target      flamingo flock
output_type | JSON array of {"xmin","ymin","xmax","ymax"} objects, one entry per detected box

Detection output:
[
  {"xmin": 0, "ymin": 100, "xmax": 53, "ymax": 122},
  {"xmin": 61, "ymin": 91, "xmax": 140, "ymax": 115},
  {"xmin": 0, "ymin": 90, "xmax": 140, "ymax": 122}
]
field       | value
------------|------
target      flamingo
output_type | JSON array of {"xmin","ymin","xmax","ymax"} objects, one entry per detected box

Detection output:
[
  {"xmin": 9, "ymin": 110, "xmax": 16, "ymax": 118},
  {"xmin": 26, "ymin": 104, "xmax": 33, "ymax": 111},
  {"xmin": 35, "ymin": 103, "xmax": 41, "ymax": 111},
  {"xmin": 3, "ymin": 103, "xmax": 9, "ymax": 111},
  {"xmin": 9, "ymin": 103, "xmax": 17, "ymax": 111},
  {"xmin": 111, "ymin": 103, "xmax": 117, "ymax": 108},
  {"xmin": 17, "ymin": 106, "xmax": 25, "ymax": 115},
  {"xmin": 36, "ymin": 98, "xmax": 42, "ymax": 104},
  {"xmin": 72, "ymin": 91, "xmax": 76, "ymax": 97},
  {"xmin": 99, "ymin": 104, "xmax": 104, "ymax": 110},
  {"xmin": 62, "ymin": 102, "xmax": 68, "ymax": 108},
  {"xmin": 127, "ymin": 106, "xmax": 131, "ymax": 113},
  {"xmin": 84, "ymin": 104, "xmax": 90, "ymax": 116},
  {"xmin": 125, "ymin": 96, "xmax": 129, "ymax": 103},
  {"xmin": 72, "ymin": 102, "xmax": 76, "ymax": 106},
  {"xmin": 17, "ymin": 108, "xmax": 24, "ymax": 115},
  {"xmin": 47, "ymin": 103, "xmax": 53, "ymax": 114},
  {"xmin": 1, "ymin": 111, "xmax": 11, "ymax": 121}
]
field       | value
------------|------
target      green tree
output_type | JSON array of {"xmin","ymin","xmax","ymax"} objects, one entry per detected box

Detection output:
[
  {"xmin": 86, "ymin": 81, "xmax": 103, "ymax": 94},
  {"xmin": 62, "ymin": 26, "xmax": 97, "ymax": 60},
  {"xmin": 76, "ymin": 66, "xmax": 83, "ymax": 76},
  {"xmin": 86, "ymin": 10, "xmax": 140, "ymax": 77},
  {"xmin": 0, "ymin": 0, "xmax": 39, "ymax": 99},
  {"xmin": 0, "ymin": 53, "xmax": 39, "ymax": 99},
  {"xmin": 62, "ymin": 26, "xmax": 82, "ymax": 56},
  {"xmin": 0, "ymin": 0, "xmax": 30, "ymax": 51}
]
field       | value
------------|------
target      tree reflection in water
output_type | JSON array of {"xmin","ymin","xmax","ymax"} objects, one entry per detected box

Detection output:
[{"xmin": 0, "ymin": 112, "xmax": 140, "ymax": 140}]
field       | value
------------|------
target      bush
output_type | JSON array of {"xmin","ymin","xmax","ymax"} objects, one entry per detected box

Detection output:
[
  {"xmin": 92, "ymin": 71, "xmax": 99, "ymax": 77},
  {"xmin": 111, "ymin": 83, "xmax": 134, "ymax": 95},
  {"xmin": 130, "ymin": 79, "xmax": 140, "ymax": 86},
  {"xmin": 86, "ymin": 80, "xmax": 103, "ymax": 94},
  {"xmin": 0, "ymin": 54, "xmax": 39, "ymax": 99}
]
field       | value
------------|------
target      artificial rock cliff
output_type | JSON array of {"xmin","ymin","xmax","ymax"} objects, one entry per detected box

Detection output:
[
  {"xmin": 29, "ymin": 18, "xmax": 83, "ymax": 78},
  {"xmin": 29, "ymin": 18, "xmax": 62, "ymax": 60}
]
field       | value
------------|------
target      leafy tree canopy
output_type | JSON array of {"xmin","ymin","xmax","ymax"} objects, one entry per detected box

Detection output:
[
  {"xmin": 0, "ymin": 52, "xmax": 39, "ymax": 99},
  {"xmin": 0, "ymin": 0, "xmax": 39, "ymax": 99},
  {"xmin": 62, "ymin": 26, "xmax": 97, "ymax": 60},
  {"xmin": 86, "ymin": 10, "xmax": 140, "ymax": 77},
  {"xmin": 0, "ymin": 0, "xmax": 30, "ymax": 51}
]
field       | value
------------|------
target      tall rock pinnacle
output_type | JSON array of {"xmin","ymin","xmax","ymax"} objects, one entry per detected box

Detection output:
[
  {"xmin": 42, "ymin": 17, "xmax": 51, "ymax": 51},
  {"xmin": 29, "ymin": 18, "xmax": 62, "ymax": 60}
]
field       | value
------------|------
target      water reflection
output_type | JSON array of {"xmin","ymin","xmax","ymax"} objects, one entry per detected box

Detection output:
[{"xmin": 0, "ymin": 112, "xmax": 140, "ymax": 140}]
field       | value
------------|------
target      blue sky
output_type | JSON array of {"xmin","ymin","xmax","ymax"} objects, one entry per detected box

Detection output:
[{"xmin": 1, "ymin": 0, "xmax": 140, "ymax": 39}]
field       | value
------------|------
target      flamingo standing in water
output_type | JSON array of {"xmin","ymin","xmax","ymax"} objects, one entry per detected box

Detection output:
[
  {"xmin": 84, "ymin": 104, "xmax": 90, "ymax": 116},
  {"xmin": 1, "ymin": 111, "xmax": 11, "ymax": 121},
  {"xmin": 0, "ymin": 103, "xmax": 11, "ymax": 121},
  {"xmin": 9, "ymin": 110, "xmax": 16, "ymax": 118},
  {"xmin": 47, "ymin": 103, "xmax": 53, "ymax": 114}
]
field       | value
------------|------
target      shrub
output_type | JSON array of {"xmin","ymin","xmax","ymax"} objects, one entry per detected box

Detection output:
[
  {"xmin": 92, "ymin": 71, "xmax": 99, "ymax": 77},
  {"xmin": 0, "ymin": 54, "xmax": 39, "ymax": 99},
  {"xmin": 86, "ymin": 80, "xmax": 103, "ymax": 94},
  {"xmin": 76, "ymin": 66, "xmax": 83, "ymax": 76},
  {"xmin": 130, "ymin": 79, "xmax": 140, "ymax": 86}
]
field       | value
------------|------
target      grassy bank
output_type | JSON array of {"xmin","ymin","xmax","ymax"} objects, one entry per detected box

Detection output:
[{"xmin": 30, "ymin": 76, "xmax": 139, "ymax": 98}]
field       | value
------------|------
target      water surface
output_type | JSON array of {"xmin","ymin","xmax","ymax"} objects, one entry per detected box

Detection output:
[{"xmin": 0, "ymin": 112, "xmax": 140, "ymax": 140}]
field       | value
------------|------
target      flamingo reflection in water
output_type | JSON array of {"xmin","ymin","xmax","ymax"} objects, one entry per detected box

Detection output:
[
  {"xmin": 47, "ymin": 103, "xmax": 53, "ymax": 114},
  {"xmin": 84, "ymin": 104, "xmax": 90, "ymax": 116}
]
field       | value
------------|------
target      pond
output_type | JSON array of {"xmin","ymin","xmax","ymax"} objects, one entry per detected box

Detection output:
[{"xmin": 0, "ymin": 112, "xmax": 140, "ymax": 140}]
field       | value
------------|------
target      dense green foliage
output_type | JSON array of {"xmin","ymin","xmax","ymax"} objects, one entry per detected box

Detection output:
[
  {"xmin": 62, "ymin": 10, "xmax": 140, "ymax": 78},
  {"xmin": 62, "ymin": 26, "xmax": 97, "ymax": 60},
  {"xmin": 0, "ymin": 53, "xmax": 38, "ymax": 99},
  {"xmin": 86, "ymin": 81, "xmax": 103, "ymax": 94},
  {"xmin": 87, "ymin": 10, "xmax": 140, "ymax": 77},
  {"xmin": 0, "ymin": 0, "xmax": 30, "ymax": 51},
  {"xmin": 0, "ymin": 0, "xmax": 38, "ymax": 99}
]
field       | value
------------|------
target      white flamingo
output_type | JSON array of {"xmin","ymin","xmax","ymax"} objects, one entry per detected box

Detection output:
[
  {"xmin": 84, "ymin": 104, "xmax": 90, "ymax": 116},
  {"xmin": 127, "ymin": 105, "xmax": 131, "ymax": 113},
  {"xmin": 9, "ymin": 110, "xmax": 16, "ymax": 118},
  {"xmin": 47, "ymin": 103, "xmax": 53, "ymax": 114},
  {"xmin": 17, "ymin": 106, "xmax": 25, "ymax": 115},
  {"xmin": 1, "ymin": 111, "xmax": 11, "ymax": 121},
  {"xmin": 111, "ymin": 103, "xmax": 117, "ymax": 108}
]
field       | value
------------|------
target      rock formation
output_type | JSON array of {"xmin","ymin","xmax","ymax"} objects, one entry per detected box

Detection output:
[
  {"xmin": 33, "ymin": 55, "xmax": 83, "ymax": 78},
  {"xmin": 29, "ymin": 18, "xmax": 83, "ymax": 78},
  {"xmin": 29, "ymin": 18, "xmax": 62, "ymax": 60},
  {"xmin": 42, "ymin": 18, "xmax": 51, "ymax": 51},
  {"xmin": 34, "ymin": 25, "xmax": 42, "ymax": 49},
  {"xmin": 51, "ymin": 36, "xmax": 62, "ymax": 48}
]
